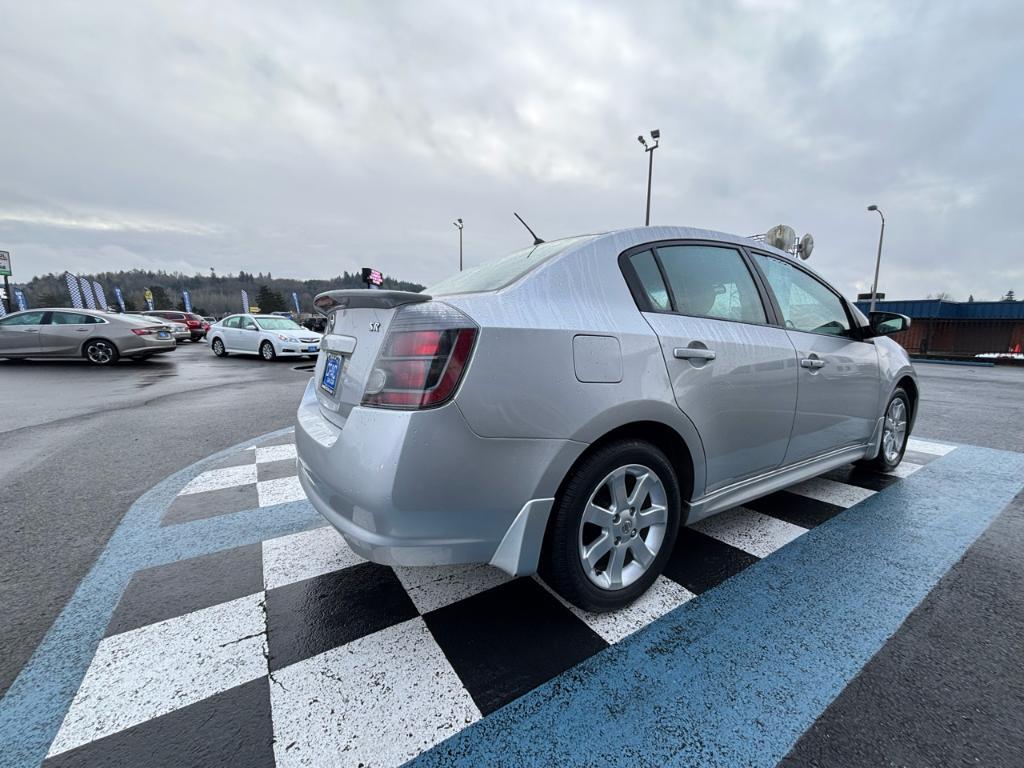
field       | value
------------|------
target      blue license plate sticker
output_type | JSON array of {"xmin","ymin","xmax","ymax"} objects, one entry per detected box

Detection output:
[
  {"xmin": 320, "ymin": 354, "xmax": 342, "ymax": 395},
  {"xmin": 158, "ymin": 331, "xmax": 169, "ymax": 339},
  {"xmin": 306, "ymin": 346, "xmax": 318, "ymax": 353}
]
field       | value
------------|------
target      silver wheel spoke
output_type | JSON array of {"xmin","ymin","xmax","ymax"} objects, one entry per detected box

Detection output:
[
  {"xmin": 609, "ymin": 470, "xmax": 629, "ymax": 512},
  {"xmin": 628, "ymin": 538, "xmax": 656, "ymax": 568},
  {"xmin": 583, "ymin": 532, "xmax": 613, "ymax": 570},
  {"xmin": 637, "ymin": 504, "xmax": 667, "ymax": 529},
  {"xmin": 583, "ymin": 503, "xmax": 614, "ymax": 527},
  {"xmin": 627, "ymin": 472, "xmax": 654, "ymax": 508},
  {"xmin": 606, "ymin": 545, "xmax": 626, "ymax": 589}
]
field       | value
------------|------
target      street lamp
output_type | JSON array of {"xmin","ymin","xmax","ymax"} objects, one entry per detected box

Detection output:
[
  {"xmin": 637, "ymin": 129, "xmax": 660, "ymax": 226},
  {"xmin": 867, "ymin": 205, "xmax": 885, "ymax": 313},
  {"xmin": 453, "ymin": 218, "xmax": 464, "ymax": 271}
]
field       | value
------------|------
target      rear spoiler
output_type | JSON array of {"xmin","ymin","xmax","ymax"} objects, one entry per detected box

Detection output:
[{"xmin": 313, "ymin": 289, "xmax": 432, "ymax": 316}]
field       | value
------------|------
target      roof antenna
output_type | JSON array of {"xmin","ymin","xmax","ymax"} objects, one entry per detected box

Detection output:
[{"xmin": 513, "ymin": 212, "xmax": 544, "ymax": 245}]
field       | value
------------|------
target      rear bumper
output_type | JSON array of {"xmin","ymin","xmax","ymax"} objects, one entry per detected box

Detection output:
[{"xmin": 294, "ymin": 378, "xmax": 584, "ymax": 573}]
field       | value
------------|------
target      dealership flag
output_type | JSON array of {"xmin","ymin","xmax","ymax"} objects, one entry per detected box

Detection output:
[
  {"xmin": 241, "ymin": 289, "xmax": 250, "ymax": 312},
  {"xmin": 92, "ymin": 281, "xmax": 108, "ymax": 310},
  {"xmin": 113, "ymin": 286, "xmax": 126, "ymax": 312},
  {"xmin": 292, "ymin": 291, "xmax": 301, "ymax": 315},
  {"xmin": 14, "ymin": 288, "xmax": 27, "ymax": 311},
  {"xmin": 0, "ymin": 296, "xmax": 6, "ymax": 316},
  {"xmin": 79, "ymin": 277, "xmax": 96, "ymax": 309},
  {"xmin": 182, "ymin": 289, "xmax": 192, "ymax": 313},
  {"xmin": 64, "ymin": 273, "xmax": 84, "ymax": 308}
]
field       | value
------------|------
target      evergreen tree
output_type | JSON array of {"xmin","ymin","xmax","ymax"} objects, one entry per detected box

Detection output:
[
  {"xmin": 149, "ymin": 285, "xmax": 171, "ymax": 308},
  {"xmin": 255, "ymin": 284, "xmax": 286, "ymax": 312},
  {"xmin": 1003, "ymin": 290, "xmax": 1017, "ymax": 302}
]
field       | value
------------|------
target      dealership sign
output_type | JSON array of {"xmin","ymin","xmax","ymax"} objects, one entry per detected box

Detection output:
[
  {"xmin": 361, "ymin": 267, "xmax": 383, "ymax": 288},
  {"xmin": 0, "ymin": 251, "xmax": 11, "ymax": 277}
]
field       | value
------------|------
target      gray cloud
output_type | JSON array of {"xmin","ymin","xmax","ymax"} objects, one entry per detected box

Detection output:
[{"xmin": 1, "ymin": 0, "xmax": 1021, "ymax": 300}]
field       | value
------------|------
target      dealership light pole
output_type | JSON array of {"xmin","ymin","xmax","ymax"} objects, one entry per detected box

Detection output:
[
  {"xmin": 867, "ymin": 204, "xmax": 885, "ymax": 313},
  {"xmin": 638, "ymin": 129, "xmax": 660, "ymax": 226},
  {"xmin": 453, "ymin": 218, "xmax": 464, "ymax": 271}
]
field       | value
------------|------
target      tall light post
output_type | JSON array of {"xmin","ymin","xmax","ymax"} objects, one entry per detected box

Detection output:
[
  {"xmin": 453, "ymin": 218, "xmax": 464, "ymax": 271},
  {"xmin": 867, "ymin": 205, "xmax": 885, "ymax": 313},
  {"xmin": 637, "ymin": 129, "xmax": 660, "ymax": 226}
]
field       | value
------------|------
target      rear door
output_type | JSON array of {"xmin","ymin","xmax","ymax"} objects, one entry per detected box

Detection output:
[
  {"xmin": 0, "ymin": 311, "xmax": 49, "ymax": 355},
  {"xmin": 41, "ymin": 311, "xmax": 102, "ymax": 355},
  {"xmin": 749, "ymin": 252, "xmax": 880, "ymax": 464},
  {"xmin": 623, "ymin": 243, "xmax": 799, "ymax": 493}
]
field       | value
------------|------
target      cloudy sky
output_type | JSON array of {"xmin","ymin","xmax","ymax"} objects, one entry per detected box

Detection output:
[{"xmin": 1, "ymin": 0, "xmax": 1021, "ymax": 300}]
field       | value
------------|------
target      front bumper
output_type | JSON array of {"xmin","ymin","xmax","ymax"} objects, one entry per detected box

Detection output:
[{"xmin": 294, "ymin": 378, "xmax": 584, "ymax": 573}]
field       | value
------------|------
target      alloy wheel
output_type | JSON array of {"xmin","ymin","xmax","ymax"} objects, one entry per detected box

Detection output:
[
  {"xmin": 882, "ymin": 397, "xmax": 908, "ymax": 463},
  {"xmin": 87, "ymin": 342, "xmax": 114, "ymax": 364},
  {"xmin": 577, "ymin": 464, "xmax": 668, "ymax": 590}
]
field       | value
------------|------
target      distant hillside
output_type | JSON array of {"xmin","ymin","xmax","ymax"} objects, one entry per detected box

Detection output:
[{"xmin": 17, "ymin": 269, "xmax": 425, "ymax": 315}]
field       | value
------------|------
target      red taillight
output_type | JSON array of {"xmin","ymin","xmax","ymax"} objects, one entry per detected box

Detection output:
[
  {"xmin": 131, "ymin": 327, "xmax": 161, "ymax": 336},
  {"xmin": 186, "ymin": 320, "xmax": 200, "ymax": 328},
  {"xmin": 362, "ymin": 316, "xmax": 477, "ymax": 410}
]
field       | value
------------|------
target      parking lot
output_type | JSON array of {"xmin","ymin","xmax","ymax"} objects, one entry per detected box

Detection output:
[{"xmin": 1, "ymin": 353, "xmax": 1023, "ymax": 767}]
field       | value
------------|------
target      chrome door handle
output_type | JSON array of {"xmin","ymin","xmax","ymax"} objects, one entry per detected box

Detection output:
[
  {"xmin": 23, "ymin": 328, "xmax": 40, "ymax": 333},
  {"xmin": 800, "ymin": 357, "xmax": 826, "ymax": 369},
  {"xmin": 674, "ymin": 347, "xmax": 716, "ymax": 360},
  {"xmin": 75, "ymin": 328, "xmax": 89, "ymax": 332}
]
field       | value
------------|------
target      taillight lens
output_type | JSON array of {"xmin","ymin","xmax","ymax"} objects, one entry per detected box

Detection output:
[
  {"xmin": 362, "ymin": 302, "xmax": 478, "ymax": 409},
  {"xmin": 131, "ymin": 327, "xmax": 162, "ymax": 336}
]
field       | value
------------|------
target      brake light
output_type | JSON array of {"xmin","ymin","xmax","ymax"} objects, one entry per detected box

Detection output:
[
  {"xmin": 361, "ymin": 302, "xmax": 478, "ymax": 409},
  {"xmin": 131, "ymin": 327, "xmax": 163, "ymax": 336}
]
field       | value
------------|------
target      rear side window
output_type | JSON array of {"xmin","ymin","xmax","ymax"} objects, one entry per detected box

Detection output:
[
  {"xmin": 628, "ymin": 250, "xmax": 671, "ymax": 311},
  {"xmin": 656, "ymin": 245, "xmax": 767, "ymax": 324},
  {"xmin": 752, "ymin": 253, "xmax": 851, "ymax": 336}
]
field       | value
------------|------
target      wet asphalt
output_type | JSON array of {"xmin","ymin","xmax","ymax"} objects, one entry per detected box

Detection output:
[{"xmin": 1, "ymin": 353, "xmax": 1022, "ymax": 758}]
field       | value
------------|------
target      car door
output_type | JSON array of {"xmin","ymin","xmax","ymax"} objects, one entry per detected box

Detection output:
[
  {"xmin": 0, "ymin": 311, "xmax": 49, "ymax": 356},
  {"xmin": 220, "ymin": 315, "xmax": 240, "ymax": 349},
  {"xmin": 623, "ymin": 243, "xmax": 799, "ymax": 493},
  {"xmin": 41, "ymin": 311, "xmax": 102, "ymax": 355},
  {"xmin": 750, "ymin": 252, "xmax": 880, "ymax": 464},
  {"xmin": 238, "ymin": 315, "xmax": 261, "ymax": 353}
]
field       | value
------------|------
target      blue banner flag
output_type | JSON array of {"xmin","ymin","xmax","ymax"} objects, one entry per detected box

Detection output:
[
  {"xmin": 182, "ymin": 290, "xmax": 192, "ymax": 313},
  {"xmin": 113, "ymin": 286, "xmax": 125, "ymax": 312},
  {"xmin": 14, "ymin": 288, "xmax": 27, "ymax": 311},
  {"xmin": 241, "ymin": 289, "xmax": 249, "ymax": 313},
  {"xmin": 292, "ymin": 292, "xmax": 301, "ymax": 315},
  {"xmin": 64, "ymin": 273, "xmax": 84, "ymax": 308}
]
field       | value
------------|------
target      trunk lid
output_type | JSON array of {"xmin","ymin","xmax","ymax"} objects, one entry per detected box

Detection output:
[{"xmin": 312, "ymin": 290, "xmax": 431, "ymax": 428}]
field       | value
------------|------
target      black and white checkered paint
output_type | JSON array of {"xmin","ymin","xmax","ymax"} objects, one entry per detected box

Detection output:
[{"xmin": 42, "ymin": 433, "xmax": 956, "ymax": 768}]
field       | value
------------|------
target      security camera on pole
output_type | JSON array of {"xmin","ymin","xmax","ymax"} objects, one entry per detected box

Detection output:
[{"xmin": 637, "ymin": 129, "xmax": 660, "ymax": 226}]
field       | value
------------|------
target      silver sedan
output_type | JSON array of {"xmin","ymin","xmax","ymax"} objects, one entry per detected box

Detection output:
[
  {"xmin": 295, "ymin": 226, "xmax": 917, "ymax": 611},
  {"xmin": 0, "ymin": 308, "xmax": 176, "ymax": 364}
]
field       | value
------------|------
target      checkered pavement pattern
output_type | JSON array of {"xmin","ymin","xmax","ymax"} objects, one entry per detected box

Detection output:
[{"xmin": 42, "ymin": 435, "xmax": 957, "ymax": 768}]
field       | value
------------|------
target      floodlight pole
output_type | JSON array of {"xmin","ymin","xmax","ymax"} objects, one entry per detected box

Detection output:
[
  {"xmin": 453, "ymin": 218, "xmax": 464, "ymax": 271},
  {"xmin": 867, "ymin": 205, "xmax": 885, "ymax": 313}
]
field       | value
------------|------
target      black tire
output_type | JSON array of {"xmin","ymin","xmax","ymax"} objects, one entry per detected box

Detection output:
[
  {"xmin": 259, "ymin": 341, "xmax": 277, "ymax": 362},
  {"xmin": 211, "ymin": 337, "xmax": 228, "ymax": 357},
  {"xmin": 860, "ymin": 387, "xmax": 911, "ymax": 472},
  {"xmin": 540, "ymin": 439, "xmax": 681, "ymax": 613},
  {"xmin": 83, "ymin": 338, "xmax": 119, "ymax": 366}
]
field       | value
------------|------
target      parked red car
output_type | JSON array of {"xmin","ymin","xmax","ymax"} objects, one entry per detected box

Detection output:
[{"xmin": 140, "ymin": 311, "xmax": 210, "ymax": 341}]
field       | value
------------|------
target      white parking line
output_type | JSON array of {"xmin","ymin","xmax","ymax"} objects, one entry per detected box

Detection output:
[
  {"xmin": 692, "ymin": 507, "xmax": 808, "ymax": 558},
  {"xmin": 886, "ymin": 461, "xmax": 925, "ymax": 478},
  {"xmin": 257, "ymin": 476, "xmax": 307, "ymax": 507},
  {"xmin": 255, "ymin": 444, "xmax": 297, "ymax": 464},
  {"xmin": 786, "ymin": 477, "xmax": 876, "ymax": 508},
  {"xmin": 271, "ymin": 618, "xmax": 481, "ymax": 768},
  {"xmin": 262, "ymin": 526, "xmax": 364, "ymax": 591},
  {"xmin": 907, "ymin": 438, "xmax": 957, "ymax": 456},
  {"xmin": 178, "ymin": 464, "xmax": 257, "ymax": 496},
  {"xmin": 47, "ymin": 594, "xmax": 267, "ymax": 759},
  {"xmin": 394, "ymin": 563, "xmax": 513, "ymax": 614}
]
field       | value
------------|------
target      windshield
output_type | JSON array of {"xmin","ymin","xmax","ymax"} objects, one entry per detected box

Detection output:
[
  {"xmin": 255, "ymin": 317, "xmax": 303, "ymax": 331},
  {"xmin": 426, "ymin": 234, "xmax": 598, "ymax": 295}
]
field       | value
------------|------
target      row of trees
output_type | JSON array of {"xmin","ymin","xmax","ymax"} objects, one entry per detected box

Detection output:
[{"xmin": 16, "ymin": 269, "xmax": 425, "ymax": 316}]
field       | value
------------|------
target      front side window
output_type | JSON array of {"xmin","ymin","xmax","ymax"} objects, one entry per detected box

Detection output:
[
  {"xmin": 656, "ymin": 244, "xmax": 766, "ymax": 324},
  {"xmin": 752, "ymin": 253, "xmax": 851, "ymax": 336},
  {"xmin": 0, "ymin": 311, "xmax": 47, "ymax": 326},
  {"xmin": 223, "ymin": 316, "xmax": 240, "ymax": 329}
]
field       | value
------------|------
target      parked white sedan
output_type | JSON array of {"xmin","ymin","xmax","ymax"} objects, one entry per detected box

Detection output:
[{"xmin": 208, "ymin": 314, "xmax": 322, "ymax": 360}]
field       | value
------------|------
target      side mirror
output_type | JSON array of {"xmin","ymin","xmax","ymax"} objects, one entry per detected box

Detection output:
[
  {"xmin": 244, "ymin": 323, "xmax": 258, "ymax": 331},
  {"xmin": 865, "ymin": 311, "xmax": 910, "ymax": 338}
]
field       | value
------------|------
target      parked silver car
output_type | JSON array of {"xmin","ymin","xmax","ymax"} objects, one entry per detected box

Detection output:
[
  {"xmin": 0, "ymin": 308, "xmax": 176, "ymax": 364},
  {"xmin": 295, "ymin": 226, "xmax": 917, "ymax": 611}
]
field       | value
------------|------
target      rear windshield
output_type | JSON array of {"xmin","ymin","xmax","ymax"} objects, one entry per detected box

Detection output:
[
  {"xmin": 255, "ymin": 317, "xmax": 302, "ymax": 330},
  {"xmin": 426, "ymin": 234, "xmax": 598, "ymax": 296}
]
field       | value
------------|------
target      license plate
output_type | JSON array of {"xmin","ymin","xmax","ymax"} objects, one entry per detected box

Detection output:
[
  {"xmin": 157, "ymin": 331, "xmax": 170, "ymax": 339},
  {"xmin": 320, "ymin": 354, "xmax": 342, "ymax": 395},
  {"xmin": 306, "ymin": 346, "xmax": 318, "ymax": 353}
]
